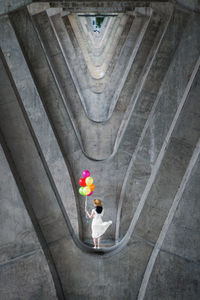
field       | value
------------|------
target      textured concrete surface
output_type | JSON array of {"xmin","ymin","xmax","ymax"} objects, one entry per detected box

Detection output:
[
  {"xmin": 0, "ymin": 1, "xmax": 200, "ymax": 300},
  {"xmin": 144, "ymin": 155, "xmax": 200, "ymax": 300},
  {"xmin": 0, "ymin": 15, "xmax": 79, "ymax": 236},
  {"xmin": 0, "ymin": 142, "xmax": 58, "ymax": 299},
  {"xmin": 119, "ymin": 12, "xmax": 200, "ymax": 239},
  {"xmin": 0, "ymin": 0, "xmax": 32, "ymax": 15}
]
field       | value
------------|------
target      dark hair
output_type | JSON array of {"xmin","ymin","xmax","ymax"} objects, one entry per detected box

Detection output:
[{"xmin": 96, "ymin": 206, "xmax": 103, "ymax": 214}]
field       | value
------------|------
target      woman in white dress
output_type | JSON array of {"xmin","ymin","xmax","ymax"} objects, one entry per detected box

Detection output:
[{"xmin": 85, "ymin": 199, "xmax": 112, "ymax": 248}]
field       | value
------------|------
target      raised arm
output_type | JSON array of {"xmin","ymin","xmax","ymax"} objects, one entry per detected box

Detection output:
[{"xmin": 85, "ymin": 209, "xmax": 95, "ymax": 219}]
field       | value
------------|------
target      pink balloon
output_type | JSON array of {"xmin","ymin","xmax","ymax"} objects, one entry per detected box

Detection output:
[
  {"xmin": 88, "ymin": 191, "xmax": 93, "ymax": 196},
  {"xmin": 82, "ymin": 170, "xmax": 90, "ymax": 178}
]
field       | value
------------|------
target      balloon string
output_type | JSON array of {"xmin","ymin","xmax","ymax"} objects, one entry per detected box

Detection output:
[{"xmin": 85, "ymin": 196, "xmax": 89, "ymax": 222}]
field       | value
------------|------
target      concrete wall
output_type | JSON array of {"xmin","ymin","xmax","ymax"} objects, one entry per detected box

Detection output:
[
  {"xmin": 0, "ymin": 1, "xmax": 200, "ymax": 299},
  {"xmin": 0, "ymin": 140, "xmax": 57, "ymax": 299}
]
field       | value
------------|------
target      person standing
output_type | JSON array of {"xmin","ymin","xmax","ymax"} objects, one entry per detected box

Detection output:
[{"xmin": 85, "ymin": 199, "xmax": 112, "ymax": 248}]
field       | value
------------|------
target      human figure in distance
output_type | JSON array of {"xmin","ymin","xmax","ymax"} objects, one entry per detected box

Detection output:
[{"xmin": 85, "ymin": 199, "xmax": 112, "ymax": 249}]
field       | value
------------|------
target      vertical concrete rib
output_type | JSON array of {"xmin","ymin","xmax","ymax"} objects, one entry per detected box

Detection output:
[
  {"xmin": 119, "ymin": 55, "xmax": 200, "ymax": 246},
  {"xmin": 113, "ymin": 10, "xmax": 172, "ymax": 156},
  {"xmin": 137, "ymin": 136, "xmax": 200, "ymax": 300},
  {"xmin": 0, "ymin": 137, "xmax": 59, "ymax": 299},
  {"xmin": 117, "ymin": 11, "xmax": 200, "ymax": 240},
  {"xmin": 115, "ymin": 9, "xmax": 173, "ymax": 241},
  {"xmin": 29, "ymin": 10, "xmax": 88, "ymax": 159},
  {"xmin": 107, "ymin": 11, "xmax": 152, "ymax": 119},
  {"xmin": 0, "ymin": 15, "xmax": 79, "ymax": 235},
  {"xmin": 0, "ymin": 128, "xmax": 64, "ymax": 300},
  {"xmin": 9, "ymin": 8, "xmax": 83, "ymax": 238}
]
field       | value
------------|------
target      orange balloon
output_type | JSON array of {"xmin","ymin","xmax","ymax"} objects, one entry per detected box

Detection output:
[{"xmin": 90, "ymin": 184, "xmax": 95, "ymax": 191}]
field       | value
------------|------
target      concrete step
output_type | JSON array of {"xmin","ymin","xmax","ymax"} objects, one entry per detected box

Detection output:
[{"xmin": 29, "ymin": 8, "xmax": 160, "ymax": 163}]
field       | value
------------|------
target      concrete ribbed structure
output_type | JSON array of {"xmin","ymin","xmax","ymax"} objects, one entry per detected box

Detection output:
[{"xmin": 0, "ymin": 1, "xmax": 200, "ymax": 299}]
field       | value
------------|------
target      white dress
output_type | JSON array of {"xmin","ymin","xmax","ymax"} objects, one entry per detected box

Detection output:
[{"xmin": 91, "ymin": 208, "xmax": 112, "ymax": 238}]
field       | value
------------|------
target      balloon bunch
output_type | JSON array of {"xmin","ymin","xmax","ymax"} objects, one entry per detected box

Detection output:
[{"xmin": 79, "ymin": 170, "xmax": 95, "ymax": 196}]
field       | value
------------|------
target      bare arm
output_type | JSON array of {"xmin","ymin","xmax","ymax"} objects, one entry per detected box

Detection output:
[{"xmin": 85, "ymin": 209, "xmax": 95, "ymax": 219}]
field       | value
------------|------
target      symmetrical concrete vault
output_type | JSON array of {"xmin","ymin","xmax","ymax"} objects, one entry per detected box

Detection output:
[{"xmin": 0, "ymin": 1, "xmax": 200, "ymax": 299}]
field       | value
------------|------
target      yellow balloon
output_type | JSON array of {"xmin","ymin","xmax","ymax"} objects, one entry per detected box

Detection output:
[
  {"xmin": 85, "ymin": 176, "xmax": 93, "ymax": 186},
  {"xmin": 83, "ymin": 186, "xmax": 91, "ymax": 195}
]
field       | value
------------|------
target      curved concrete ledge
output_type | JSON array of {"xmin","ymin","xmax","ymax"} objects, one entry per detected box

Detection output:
[
  {"xmin": 70, "ymin": 14, "xmax": 127, "ymax": 78},
  {"xmin": 75, "ymin": 15, "xmax": 133, "ymax": 94},
  {"xmin": 53, "ymin": 12, "xmax": 133, "ymax": 94},
  {"xmin": 30, "ymin": 7, "xmax": 165, "ymax": 161},
  {"xmin": 82, "ymin": 16, "xmax": 115, "ymax": 50},
  {"xmin": 48, "ymin": 9, "xmax": 151, "ymax": 122},
  {"xmin": 70, "ymin": 15, "xmax": 120, "ymax": 64}
]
